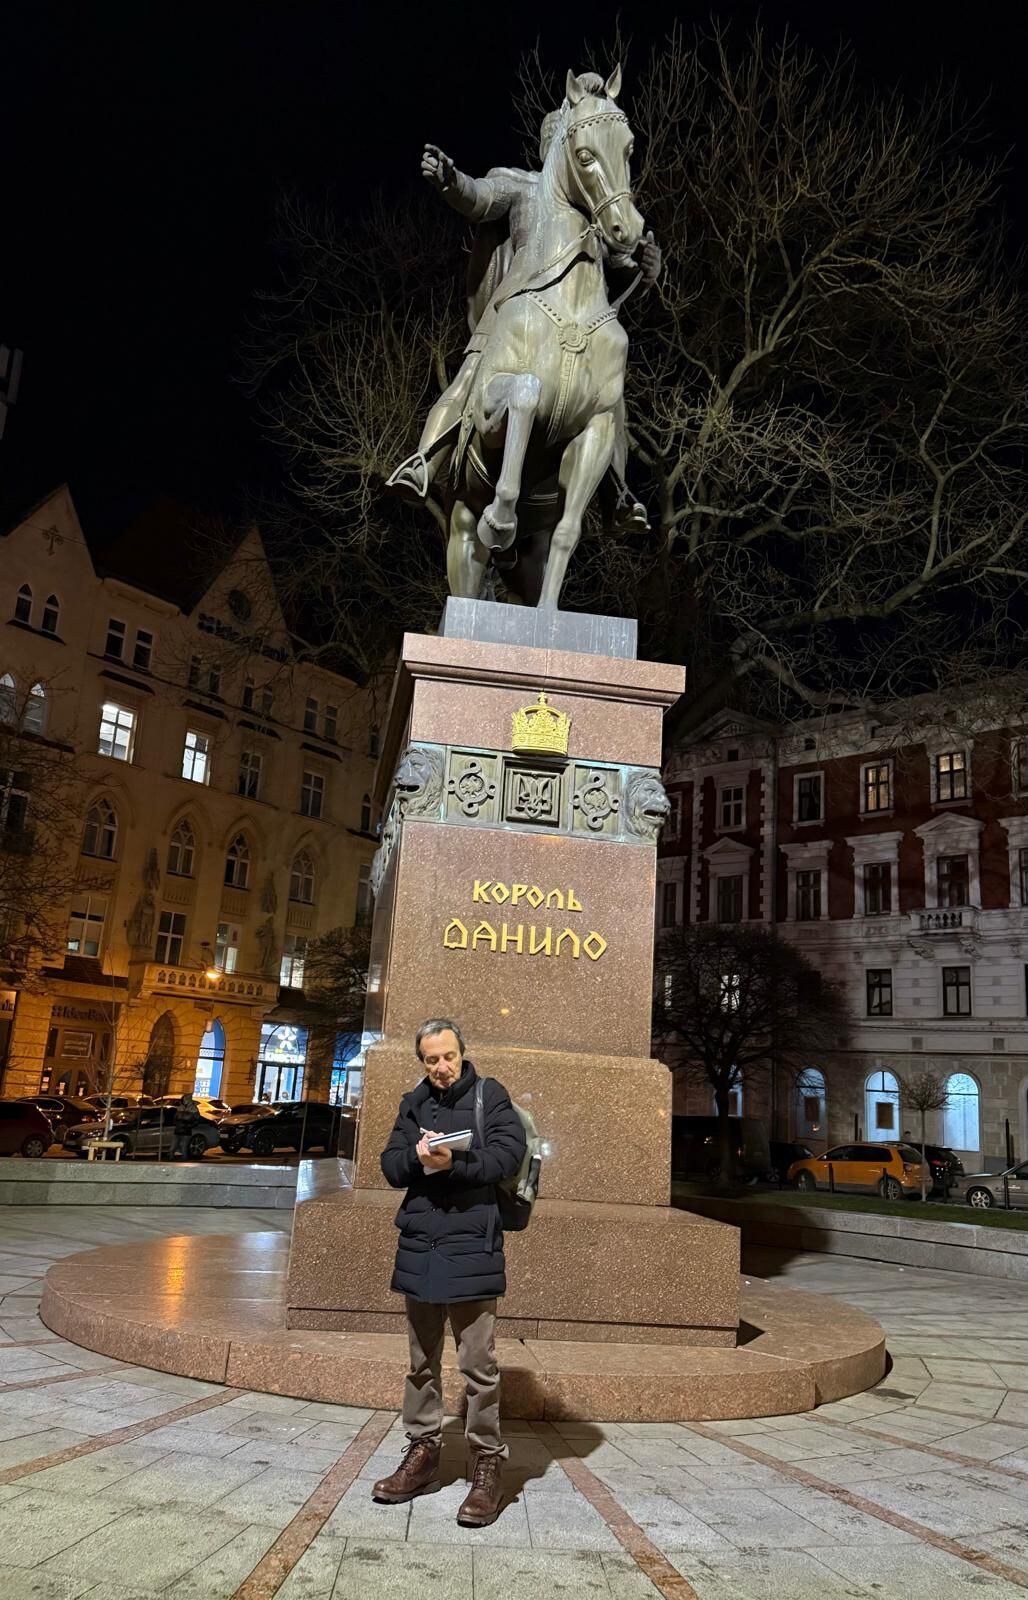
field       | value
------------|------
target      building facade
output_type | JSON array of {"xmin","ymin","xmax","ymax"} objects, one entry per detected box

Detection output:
[
  {"xmin": 659, "ymin": 700, "xmax": 1028, "ymax": 1169},
  {"xmin": 0, "ymin": 488, "xmax": 380, "ymax": 1107}
]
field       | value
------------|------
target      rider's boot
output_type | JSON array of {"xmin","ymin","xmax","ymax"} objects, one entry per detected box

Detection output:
[{"xmin": 611, "ymin": 479, "xmax": 650, "ymax": 535}]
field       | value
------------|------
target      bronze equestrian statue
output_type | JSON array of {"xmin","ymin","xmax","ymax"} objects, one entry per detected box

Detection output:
[{"xmin": 387, "ymin": 67, "xmax": 659, "ymax": 609}]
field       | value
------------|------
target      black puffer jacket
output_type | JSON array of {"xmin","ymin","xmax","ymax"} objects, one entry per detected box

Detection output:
[{"xmin": 380, "ymin": 1061, "xmax": 526, "ymax": 1304}]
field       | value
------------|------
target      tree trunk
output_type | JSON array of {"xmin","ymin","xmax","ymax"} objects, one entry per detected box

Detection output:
[
  {"xmin": 715, "ymin": 1086, "xmax": 735, "ymax": 1191},
  {"xmin": 920, "ymin": 1109, "xmax": 928, "ymax": 1203}
]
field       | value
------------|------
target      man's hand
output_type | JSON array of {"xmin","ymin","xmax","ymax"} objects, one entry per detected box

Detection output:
[
  {"xmin": 422, "ymin": 144, "xmax": 456, "ymax": 193},
  {"xmin": 416, "ymin": 1132, "xmax": 453, "ymax": 1172},
  {"xmin": 638, "ymin": 230, "xmax": 662, "ymax": 287}
]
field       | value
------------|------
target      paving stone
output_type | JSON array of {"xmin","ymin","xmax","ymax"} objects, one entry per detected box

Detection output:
[
  {"xmin": 816, "ymin": 1542, "xmax": 1028, "ymax": 1597},
  {"xmin": 522, "ymin": 1488, "xmax": 619, "ymax": 1550},
  {"xmin": 473, "ymin": 1546, "xmax": 615, "ymax": 1598},
  {"xmin": 0, "ymin": 1487, "xmax": 126, "ymax": 1566},
  {"xmin": 0, "ymin": 1566, "xmax": 95, "ymax": 1600},
  {"xmin": 210, "ymin": 1465, "xmax": 325, "ymax": 1528},
  {"xmin": 330, "ymin": 1540, "xmax": 473, "ymax": 1598},
  {"xmin": 407, "ymin": 1478, "xmax": 532, "ymax": 1547},
  {"xmin": 667, "ymin": 1548, "xmax": 874, "ymax": 1599},
  {"xmin": 40, "ymin": 1506, "xmax": 256, "ymax": 1590},
  {"xmin": 275, "ymin": 1532, "xmax": 348, "ymax": 1599}
]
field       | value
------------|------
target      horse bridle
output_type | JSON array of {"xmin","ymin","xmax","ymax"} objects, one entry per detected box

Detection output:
[{"xmin": 561, "ymin": 108, "xmax": 634, "ymax": 230}]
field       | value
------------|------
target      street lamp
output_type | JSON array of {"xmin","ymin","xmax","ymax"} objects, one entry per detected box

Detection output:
[{"xmin": 200, "ymin": 942, "xmax": 222, "ymax": 985}]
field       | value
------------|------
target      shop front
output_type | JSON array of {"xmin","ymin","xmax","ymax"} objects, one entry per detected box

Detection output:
[{"xmin": 40, "ymin": 1001, "xmax": 117, "ymax": 1100}]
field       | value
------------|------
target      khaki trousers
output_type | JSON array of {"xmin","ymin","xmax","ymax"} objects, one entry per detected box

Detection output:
[{"xmin": 402, "ymin": 1296, "xmax": 507, "ymax": 1458}]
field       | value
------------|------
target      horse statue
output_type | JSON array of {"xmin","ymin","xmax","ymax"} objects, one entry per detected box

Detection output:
[{"xmin": 388, "ymin": 67, "xmax": 647, "ymax": 609}]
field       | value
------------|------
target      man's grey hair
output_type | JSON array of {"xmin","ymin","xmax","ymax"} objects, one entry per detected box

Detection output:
[{"xmin": 415, "ymin": 1018, "xmax": 466, "ymax": 1060}]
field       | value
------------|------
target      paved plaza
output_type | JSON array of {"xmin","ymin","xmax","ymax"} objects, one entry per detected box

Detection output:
[{"xmin": 0, "ymin": 1209, "xmax": 1026, "ymax": 1597}]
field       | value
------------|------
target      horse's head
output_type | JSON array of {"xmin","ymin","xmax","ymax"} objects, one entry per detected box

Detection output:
[{"xmin": 559, "ymin": 65, "xmax": 645, "ymax": 253}]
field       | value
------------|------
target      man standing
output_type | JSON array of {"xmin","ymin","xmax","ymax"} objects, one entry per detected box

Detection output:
[
  {"xmin": 171, "ymin": 1092, "xmax": 202, "ymax": 1159},
  {"xmin": 373, "ymin": 1019, "xmax": 526, "ymax": 1527}
]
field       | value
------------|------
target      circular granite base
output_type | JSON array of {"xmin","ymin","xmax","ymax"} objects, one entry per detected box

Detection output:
[{"xmin": 40, "ymin": 1232, "xmax": 886, "ymax": 1421}]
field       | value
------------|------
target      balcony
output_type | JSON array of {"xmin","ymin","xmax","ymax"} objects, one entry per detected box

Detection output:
[
  {"xmin": 910, "ymin": 906, "xmax": 980, "ymax": 936},
  {"xmin": 130, "ymin": 962, "xmax": 275, "ymax": 1005}
]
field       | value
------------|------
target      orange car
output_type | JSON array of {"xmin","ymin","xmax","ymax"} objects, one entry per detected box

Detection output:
[{"xmin": 787, "ymin": 1141, "xmax": 927, "ymax": 1200}]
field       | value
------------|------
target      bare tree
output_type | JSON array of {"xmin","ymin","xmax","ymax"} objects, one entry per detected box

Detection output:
[
  {"xmin": 902, "ymin": 1069, "xmax": 950, "ymax": 1202},
  {"xmin": 248, "ymin": 24, "xmax": 1027, "ymax": 717},
  {"xmin": 0, "ymin": 682, "xmax": 85, "ymax": 981},
  {"xmin": 654, "ymin": 921, "xmax": 848, "ymax": 1186},
  {"xmin": 299, "ymin": 924, "xmax": 370, "ymax": 1101}
]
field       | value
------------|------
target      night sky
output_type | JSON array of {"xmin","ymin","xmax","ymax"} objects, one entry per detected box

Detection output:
[{"xmin": 4, "ymin": 0, "xmax": 1025, "ymax": 540}]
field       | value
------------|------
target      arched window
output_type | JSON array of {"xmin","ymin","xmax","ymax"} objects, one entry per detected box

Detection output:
[
  {"xmin": 82, "ymin": 799, "xmax": 117, "ymax": 860},
  {"xmin": 360, "ymin": 793, "xmax": 372, "ymax": 834},
  {"xmin": 224, "ymin": 833, "xmax": 251, "ymax": 889},
  {"xmin": 40, "ymin": 595, "xmax": 60, "ymax": 635},
  {"xmin": 143, "ymin": 1012, "xmax": 176, "ymax": 1098},
  {"xmin": 14, "ymin": 585, "xmax": 32, "ymax": 624},
  {"xmin": 22, "ymin": 682, "xmax": 46, "ymax": 734},
  {"xmin": 864, "ymin": 1068, "xmax": 900, "ymax": 1140},
  {"xmin": 194, "ymin": 1019, "xmax": 226, "ymax": 1098},
  {"xmin": 289, "ymin": 849, "xmax": 315, "ymax": 904},
  {"xmin": 712, "ymin": 1083, "xmax": 743, "ymax": 1117},
  {"xmin": 943, "ymin": 1072, "xmax": 981, "ymax": 1152},
  {"xmin": 167, "ymin": 820, "xmax": 195, "ymax": 877},
  {"xmin": 0, "ymin": 673, "xmax": 15, "ymax": 724},
  {"xmin": 794, "ymin": 1068, "xmax": 826, "ymax": 1141}
]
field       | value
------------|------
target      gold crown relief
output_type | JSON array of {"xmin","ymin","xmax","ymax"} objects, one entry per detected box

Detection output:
[{"xmin": 511, "ymin": 692, "xmax": 571, "ymax": 757}]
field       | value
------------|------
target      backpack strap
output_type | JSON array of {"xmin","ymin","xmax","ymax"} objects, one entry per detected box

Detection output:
[{"xmin": 473, "ymin": 1078, "xmax": 485, "ymax": 1149}]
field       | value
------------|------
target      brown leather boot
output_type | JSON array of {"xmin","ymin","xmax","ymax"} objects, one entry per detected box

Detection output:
[
  {"xmin": 371, "ymin": 1437, "xmax": 441, "ymax": 1503},
  {"xmin": 457, "ymin": 1452, "xmax": 504, "ymax": 1526}
]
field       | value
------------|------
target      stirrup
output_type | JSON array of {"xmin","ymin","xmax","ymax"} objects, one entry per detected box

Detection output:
[
  {"xmin": 612, "ymin": 486, "xmax": 650, "ymax": 535},
  {"xmin": 385, "ymin": 453, "xmax": 430, "ymax": 503}
]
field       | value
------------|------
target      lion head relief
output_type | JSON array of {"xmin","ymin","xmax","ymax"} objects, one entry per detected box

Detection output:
[{"xmin": 623, "ymin": 769, "xmax": 671, "ymax": 842}]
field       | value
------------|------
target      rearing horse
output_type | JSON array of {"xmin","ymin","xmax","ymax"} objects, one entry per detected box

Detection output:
[{"xmin": 446, "ymin": 67, "xmax": 645, "ymax": 609}]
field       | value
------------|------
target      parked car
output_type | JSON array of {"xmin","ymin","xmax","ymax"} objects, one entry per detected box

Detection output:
[
  {"xmin": 218, "ymin": 1100, "xmax": 352, "ymax": 1157},
  {"xmin": 0, "ymin": 1100, "xmax": 55, "ymax": 1158},
  {"xmin": 905, "ymin": 1143, "xmax": 965, "ymax": 1196},
  {"xmin": 768, "ymin": 1141, "xmax": 815, "ymax": 1185},
  {"xmin": 954, "ymin": 1162, "xmax": 1028, "ymax": 1210},
  {"xmin": 787, "ymin": 1142, "xmax": 927, "ymax": 1200},
  {"xmin": 64, "ymin": 1105, "xmax": 220, "ymax": 1159},
  {"xmin": 671, "ymin": 1115, "xmax": 771, "ymax": 1183},
  {"xmin": 154, "ymin": 1095, "xmax": 231, "ymax": 1119},
  {"xmin": 83, "ymin": 1094, "xmax": 155, "ymax": 1112},
  {"xmin": 17, "ymin": 1095, "xmax": 100, "ymax": 1139}
]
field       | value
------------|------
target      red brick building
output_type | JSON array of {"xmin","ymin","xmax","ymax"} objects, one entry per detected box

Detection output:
[{"xmin": 659, "ymin": 700, "xmax": 1028, "ymax": 1169}]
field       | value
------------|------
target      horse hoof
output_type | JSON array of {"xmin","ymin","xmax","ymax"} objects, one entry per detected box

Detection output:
[
  {"xmin": 478, "ymin": 504, "xmax": 518, "ymax": 552},
  {"xmin": 385, "ymin": 454, "xmax": 430, "ymax": 503}
]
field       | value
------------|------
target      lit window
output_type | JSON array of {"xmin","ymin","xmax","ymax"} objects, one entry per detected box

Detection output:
[
  {"xmin": 304, "ymin": 697, "xmax": 319, "ymax": 733},
  {"xmin": 300, "ymin": 770, "xmax": 324, "ymax": 819},
  {"xmin": 324, "ymin": 705, "xmax": 338, "ymax": 742},
  {"xmin": 796, "ymin": 774, "xmax": 823, "ymax": 822},
  {"xmin": 0, "ymin": 674, "xmax": 15, "ymax": 724},
  {"xmin": 942, "ymin": 965, "xmax": 972, "ymax": 1016},
  {"xmin": 280, "ymin": 934, "xmax": 307, "ymax": 989},
  {"xmin": 289, "ymin": 850, "xmax": 315, "ymax": 904},
  {"xmin": 866, "ymin": 968, "xmax": 893, "ymax": 1016},
  {"xmin": 167, "ymin": 820, "xmax": 195, "ymax": 877},
  {"xmin": 0, "ymin": 769, "xmax": 30, "ymax": 833},
  {"xmin": 154, "ymin": 910, "xmax": 186, "ymax": 965},
  {"xmin": 943, "ymin": 1072, "xmax": 980, "ymax": 1151},
  {"xmin": 133, "ymin": 629, "xmax": 154, "ymax": 670},
  {"xmin": 238, "ymin": 749, "xmax": 262, "ymax": 800},
  {"xmin": 98, "ymin": 702, "xmax": 136, "ymax": 762},
  {"xmin": 862, "ymin": 762, "xmax": 891, "ymax": 813},
  {"xmin": 864, "ymin": 862, "xmax": 892, "ymax": 915},
  {"xmin": 937, "ymin": 854, "xmax": 969, "ymax": 908},
  {"xmin": 661, "ymin": 881, "xmax": 678, "ymax": 927},
  {"xmin": 720, "ymin": 785, "xmax": 744, "ymax": 829},
  {"xmin": 935, "ymin": 751, "xmax": 967, "ymax": 802},
  {"xmin": 355, "ymin": 862, "xmax": 372, "ymax": 926},
  {"xmin": 719, "ymin": 972, "xmax": 741, "ymax": 1010},
  {"xmin": 360, "ymin": 793, "xmax": 372, "ymax": 833},
  {"xmin": 40, "ymin": 594, "xmax": 60, "ymax": 634},
  {"xmin": 224, "ymin": 834, "xmax": 251, "ymax": 889},
  {"xmin": 796, "ymin": 869, "xmax": 822, "ymax": 921},
  {"xmin": 14, "ymin": 585, "xmax": 32, "ymax": 624},
  {"xmin": 82, "ymin": 799, "xmax": 117, "ymax": 859},
  {"xmin": 105, "ymin": 619, "xmax": 126, "ymax": 659},
  {"xmin": 214, "ymin": 922, "xmax": 240, "ymax": 974},
  {"xmin": 67, "ymin": 896, "xmax": 107, "ymax": 957},
  {"xmin": 182, "ymin": 729, "xmax": 212, "ymax": 784},
  {"xmin": 716, "ymin": 874, "xmax": 743, "ymax": 923},
  {"xmin": 22, "ymin": 682, "xmax": 45, "ymax": 734}
]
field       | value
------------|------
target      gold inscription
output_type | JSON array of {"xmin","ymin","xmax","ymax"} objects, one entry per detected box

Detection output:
[{"xmin": 442, "ymin": 881, "xmax": 607, "ymax": 962}]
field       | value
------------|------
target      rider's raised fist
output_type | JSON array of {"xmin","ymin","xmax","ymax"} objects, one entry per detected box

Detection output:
[{"xmin": 421, "ymin": 144, "xmax": 456, "ymax": 191}]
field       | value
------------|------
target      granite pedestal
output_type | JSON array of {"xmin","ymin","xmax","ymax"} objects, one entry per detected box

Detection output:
[{"xmin": 287, "ymin": 607, "xmax": 744, "ymax": 1353}]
